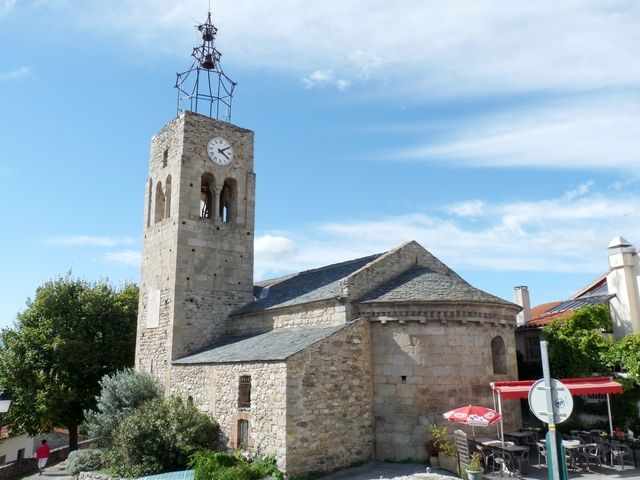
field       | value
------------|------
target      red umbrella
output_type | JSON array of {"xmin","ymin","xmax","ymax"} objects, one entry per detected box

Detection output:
[{"xmin": 443, "ymin": 405, "xmax": 502, "ymax": 437}]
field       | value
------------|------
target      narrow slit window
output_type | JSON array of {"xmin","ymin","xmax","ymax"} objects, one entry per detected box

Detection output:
[{"xmin": 238, "ymin": 375, "xmax": 251, "ymax": 408}]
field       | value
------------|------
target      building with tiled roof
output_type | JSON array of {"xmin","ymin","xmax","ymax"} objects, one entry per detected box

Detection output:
[{"xmin": 513, "ymin": 236, "xmax": 640, "ymax": 378}]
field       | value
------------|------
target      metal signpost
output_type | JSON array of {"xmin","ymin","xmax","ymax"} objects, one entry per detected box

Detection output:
[{"xmin": 528, "ymin": 341, "xmax": 573, "ymax": 480}]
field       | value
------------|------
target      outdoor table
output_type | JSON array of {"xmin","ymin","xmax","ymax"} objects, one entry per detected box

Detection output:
[
  {"xmin": 482, "ymin": 440, "xmax": 530, "ymax": 475},
  {"xmin": 505, "ymin": 431, "xmax": 537, "ymax": 445}
]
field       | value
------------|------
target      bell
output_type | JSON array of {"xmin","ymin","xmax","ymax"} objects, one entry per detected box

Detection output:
[
  {"xmin": 202, "ymin": 31, "xmax": 214, "ymax": 41},
  {"xmin": 201, "ymin": 54, "xmax": 215, "ymax": 70}
]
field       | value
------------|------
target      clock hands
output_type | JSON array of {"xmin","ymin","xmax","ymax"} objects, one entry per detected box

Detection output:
[{"xmin": 217, "ymin": 148, "xmax": 230, "ymax": 160}]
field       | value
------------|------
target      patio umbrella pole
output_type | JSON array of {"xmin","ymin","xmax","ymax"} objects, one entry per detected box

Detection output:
[{"xmin": 606, "ymin": 393, "xmax": 613, "ymax": 437}]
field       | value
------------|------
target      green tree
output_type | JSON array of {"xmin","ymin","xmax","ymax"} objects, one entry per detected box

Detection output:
[
  {"xmin": 542, "ymin": 304, "xmax": 614, "ymax": 378},
  {"xmin": 108, "ymin": 396, "xmax": 219, "ymax": 477},
  {"xmin": 0, "ymin": 274, "xmax": 138, "ymax": 450},
  {"xmin": 83, "ymin": 368, "xmax": 162, "ymax": 446}
]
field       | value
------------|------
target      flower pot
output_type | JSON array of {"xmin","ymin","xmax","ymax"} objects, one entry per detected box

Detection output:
[
  {"xmin": 466, "ymin": 469, "xmax": 483, "ymax": 480},
  {"xmin": 438, "ymin": 452, "xmax": 458, "ymax": 473},
  {"xmin": 429, "ymin": 455, "xmax": 439, "ymax": 468}
]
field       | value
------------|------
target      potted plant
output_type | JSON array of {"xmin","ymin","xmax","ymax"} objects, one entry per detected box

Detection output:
[
  {"xmin": 466, "ymin": 451, "xmax": 483, "ymax": 480},
  {"xmin": 437, "ymin": 439, "xmax": 458, "ymax": 474},
  {"xmin": 426, "ymin": 424, "xmax": 447, "ymax": 467}
]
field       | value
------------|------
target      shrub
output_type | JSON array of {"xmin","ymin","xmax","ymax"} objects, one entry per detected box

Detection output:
[
  {"xmin": 108, "ymin": 396, "xmax": 219, "ymax": 477},
  {"xmin": 66, "ymin": 449, "xmax": 105, "ymax": 475},
  {"xmin": 189, "ymin": 450, "xmax": 284, "ymax": 480},
  {"xmin": 83, "ymin": 368, "xmax": 162, "ymax": 447}
]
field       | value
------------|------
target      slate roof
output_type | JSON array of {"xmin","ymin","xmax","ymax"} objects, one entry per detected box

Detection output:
[
  {"xmin": 173, "ymin": 324, "xmax": 347, "ymax": 364},
  {"xmin": 358, "ymin": 265, "xmax": 513, "ymax": 305},
  {"xmin": 231, "ymin": 253, "xmax": 381, "ymax": 315}
]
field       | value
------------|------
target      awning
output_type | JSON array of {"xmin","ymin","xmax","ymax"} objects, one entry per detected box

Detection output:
[
  {"xmin": 491, "ymin": 376, "xmax": 623, "ymax": 400},
  {"xmin": 490, "ymin": 376, "xmax": 624, "ymax": 440}
]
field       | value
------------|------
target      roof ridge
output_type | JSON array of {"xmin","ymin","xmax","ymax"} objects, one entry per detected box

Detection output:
[{"xmin": 255, "ymin": 252, "xmax": 384, "ymax": 287}]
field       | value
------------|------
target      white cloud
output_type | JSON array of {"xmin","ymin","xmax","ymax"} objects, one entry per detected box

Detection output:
[
  {"xmin": 104, "ymin": 250, "xmax": 141, "ymax": 266},
  {"xmin": 301, "ymin": 70, "xmax": 350, "ymax": 91},
  {"xmin": 563, "ymin": 181, "xmax": 594, "ymax": 201},
  {"xmin": 0, "ymin": 0, "xmax": 15, "ymax": 17},
  {"xmin": 396, "ymin": 96, "xmax": 640, "ymax": 172},
  {"xmin": 1, "ymin": 66, "xmax": 32, "ymax": 81},
  {"xmin": 254, "ymin": 188, "xmax": 640, "ymax": 281},
  {"xmin": 444, "ymin": 200, "xmax": 486, "ymax": 218},
  {"xmin": 29, "ymin": 1, "xmax": 640, "ymax": 98},
  {"xmin": 43, "ymin": 235, "xmax": 135, "ymax": 247}
]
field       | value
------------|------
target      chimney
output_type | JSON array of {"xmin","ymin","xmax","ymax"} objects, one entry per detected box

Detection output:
[
  {"xmin": 606, "ymin": 236, "xmax": 640, "ymax": 338},
  {"xmin": 514, "ymin": 286, "xmax": 531, "ymax": 326}
]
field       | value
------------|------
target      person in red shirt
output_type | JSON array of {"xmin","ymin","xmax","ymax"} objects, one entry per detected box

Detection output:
[{"xmin": 36, "ymin": 439, "xmax": 50, "ymax": 475}]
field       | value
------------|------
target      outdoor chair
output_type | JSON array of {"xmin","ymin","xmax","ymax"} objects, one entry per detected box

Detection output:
[
  {"xmin": 493, "ymin": 452, "xmax": 515, "ymax": 478},
  {"xmin": 595, "ymin": 437, "xmax": 612, "ymax": 465},
  {"xmin": 535, "ymin": 441, "xmax": 547, "ymax": 467},
  {"xmin": 579, "ymin": 443, "xmax": 601, "ymax": 469},
  {"xmin": 475, "ymin": 444, "xmax": 495, "ymax": 472},
  {"xmin": 610, "ymin": 442, "xmax": 634, "ymax": 469}
]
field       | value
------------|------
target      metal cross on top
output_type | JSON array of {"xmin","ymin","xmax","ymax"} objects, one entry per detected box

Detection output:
[{"xmin": 175, "ymin": 11, "xmax": 237, "ymax": 122}]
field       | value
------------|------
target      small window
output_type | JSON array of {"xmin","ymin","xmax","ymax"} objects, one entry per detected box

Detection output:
[
  {"xmin": 238, "ymin": 375, "xmax": 251, "ymax": 409},
  {"xmin": 238, "ymin": 419, "xmax": 249, "ymax": 449},
  {"xmin": 162, "ymin": 149, "xmax": 168, "ymax": 168},
  {"xmin": 17, "ymin": 448, "xmax": 24, "ymax": 462},
  {"xmin": 491, "ymin": 336, "xmax": 507, "ymax": 374},
  {"xmin": 187, "ymin": 395, "xmax": 194, "ymax": 406},
  {"xmin": 0, "ymin": 455, "xmax": 6, "ymax": 465}
]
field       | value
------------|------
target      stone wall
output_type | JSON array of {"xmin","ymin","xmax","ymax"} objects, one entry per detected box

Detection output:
[
  {"xmin": 370, "ymin": 315, "xmax": 520, "ymax": 462},
  {"xmin": 170, "ymin": 361, "xmax": 287, "ymax": 466},
  {"xmin": 228, "ymin": 301, "xmax": 348, "ymax": 336},
  {"xmin": 284, "ymin": 320, "xmax": 374, "ymax": 475}
]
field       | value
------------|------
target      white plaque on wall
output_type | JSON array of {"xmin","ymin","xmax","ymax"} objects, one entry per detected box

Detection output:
[{"xmin": 146, "ymin": 289, "xmax": 160, "ymax": 328}]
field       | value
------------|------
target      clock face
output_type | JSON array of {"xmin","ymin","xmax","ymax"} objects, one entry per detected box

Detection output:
[{"xmin": 207, "ymin": 137, "xmax": 234, "ymax": 166}]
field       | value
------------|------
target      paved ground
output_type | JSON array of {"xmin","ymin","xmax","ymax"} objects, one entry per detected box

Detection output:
[
  {"xmin": 319, "ymin": 461, "xmax": 640, "ymax": 480},
  {"xmin": 18, "ymin": 459, "xmax": 71, "ymax": 480},
  {"xmin": 15, "ymin": 457, "xmax": 640, "ymax": 480}
]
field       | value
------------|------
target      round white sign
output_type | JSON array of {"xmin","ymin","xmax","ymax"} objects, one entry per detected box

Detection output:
[{"xmin": 528, "ymin": 378, "xmax": 574, "ymax": 424}]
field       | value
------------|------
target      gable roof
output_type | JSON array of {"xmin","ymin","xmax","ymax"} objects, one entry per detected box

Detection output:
[
  {"xmin": 231, "ymin": 253, "xmax": 382, "ymax": 316},
  {"xmin": 173, "ymin": 324, "xmax": 348, "ymax": 364},
  {"xmin": 358, "ymin": 265, "xmax": 514, "ymax": 306}
]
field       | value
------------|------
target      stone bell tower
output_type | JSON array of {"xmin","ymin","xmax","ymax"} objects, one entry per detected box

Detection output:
[{"xmin": 135, "ymin": 12, "xmax": 255, "ymax": 388}]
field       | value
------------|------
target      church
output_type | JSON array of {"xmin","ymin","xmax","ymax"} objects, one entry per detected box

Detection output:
[{"xmin": 134, "ymin": 12, "xmax": 521, "ymax": 476}]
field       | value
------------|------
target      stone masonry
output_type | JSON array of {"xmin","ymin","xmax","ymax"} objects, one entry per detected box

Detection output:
[{"xmin": 136, "ymin": 111, "xmax": 522, "ymax": 476}]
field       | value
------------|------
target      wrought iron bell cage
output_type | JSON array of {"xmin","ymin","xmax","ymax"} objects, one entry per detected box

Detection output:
[{"xmin": 175, "ymin": 12, "xmax": 236, "ymax": 121}]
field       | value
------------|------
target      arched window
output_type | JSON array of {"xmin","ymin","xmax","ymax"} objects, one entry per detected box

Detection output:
[
  {"xmin": 219, "ymin": 178, "xmax": 236, "ymax": 223},
  {"xmin": 237, "ymin": 419, "xmax": 249, "ymax": 450},
  {"xmin": 187, "ymin": 395, "xmax": 194, "ymax": 406},
  {"xmin": 165, "ymin": 175, "xmax": 172, "ymax": 219},
  {"xmin": 200, "ymin": 174, "xmax": 215, "ymax": 219},
  {"xmin": 491, "ymin": 336, "xmax": 507, "ymax": 374},
  {"xmin": 154, "ymin": 181, "xmax": 165, "ymax": 224}
]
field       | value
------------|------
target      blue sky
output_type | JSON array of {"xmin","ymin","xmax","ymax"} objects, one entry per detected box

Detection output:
[{"xmin": 1, "ymin": 1, "xmax": 639, "ymax": 329}]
